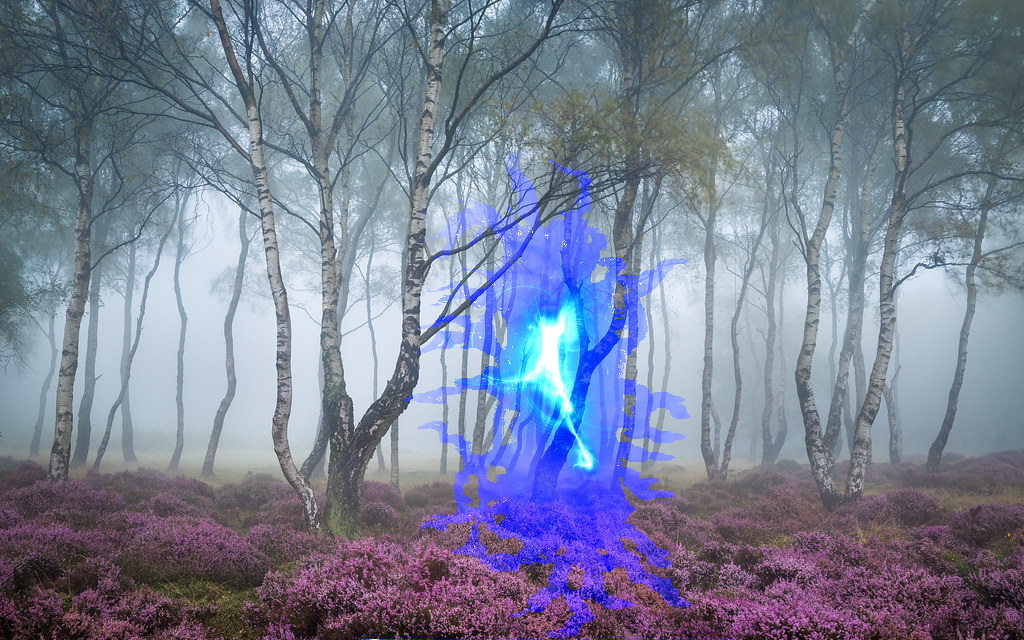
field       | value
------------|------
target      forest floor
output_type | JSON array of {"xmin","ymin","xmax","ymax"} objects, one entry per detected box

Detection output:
[{"xmin": 0, "ymin": 451, "xmax": 1022, "ymax": 639}]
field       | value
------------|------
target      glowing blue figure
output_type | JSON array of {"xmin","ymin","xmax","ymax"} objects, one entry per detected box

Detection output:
[
  {"xmin": 414, "ymin": 157, "xmax": 691, "ymax": 637},
  {"xmin": 521, "ymin": 308, "xmax": 593, "ymax": 470}
]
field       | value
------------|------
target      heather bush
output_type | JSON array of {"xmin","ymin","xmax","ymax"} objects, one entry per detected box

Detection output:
[
  {"xmin": 244, "ymin": 523, "xmax": 328, "ymax": 564},
  {"xmin": 146, "ymin": 492, "xmax": 204, "ymax": 518},
  {"xmin": 248, "ymin": 537, "xmax": 548, "ymax": 639},
  {"xmin": 403, "ymin": 481, "xmax": 458, "ymax": 510},
  {"xmin": 834, "ymin": 488, "xmax": 946, "ymax": 530},
  {"xmin": 118, "ymin": 514, "xmax": 271, "ymax": 586},
  {"xmin": 361, "ymin": 480, "xmax": 407, "ymax": 512},
  {"xmin": 951, "ymin": 502, "xmax": 1024, "ymax": 547},
  {"xmin": 0, "ymin": 461, "xmax": 46, "ymax": 491},
  {"xmin": 7, "ymin": 479, "xmax": 126, "ymax": 520},
  {"xmin": 215, "ymin": 474, "xmax": 295, "ymax": 511}
]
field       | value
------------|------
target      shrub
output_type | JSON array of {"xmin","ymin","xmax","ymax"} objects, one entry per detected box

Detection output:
[
  {"xmin": 951, "ymin": 503, "xmax": 1024, "ymax": 547},
  {"xmin": 247, "ymin": 538, "xmax": 544, "ymax": 639},
  {"xmin": 119, "ymin": 515, "xmax": 271, "ymax": 586}
]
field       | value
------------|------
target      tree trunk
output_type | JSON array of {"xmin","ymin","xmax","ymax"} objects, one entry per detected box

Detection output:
[
  {"xmin": 700, "ymin": 154, "xmax": 719, "ymax": 480},
  {"xmin": 31, "ymin": 312, "xmax": 59, "ymax": 458},
  {"xmin": 761, "ymin": 221, "xmax": 780, "ymax": 464},
  {"xmin": 390, "ymin": 419, "xmax": 400, "ymax": 492},
  {"xmin": 650, "ymin": 226, "xmax": 672, "ymax": 469},
  {"xmin": 641, "ymin": 234, "xmax": 658, "ymax": 473},
  {"xmin": 72, "ymin": 215, "xmax": 108, "ymax": 467},
  {"xmin": 49, "ymin": 115, "xmax": 94, "ymax": 482},
  {"xmin": 884, "ymin": 363, "xmax": 902, "ymax": 464},
  {"xmin": 202, "ymin": 207, "xmax": 249, "ymax": 477},
  {"xmin": 323, "ymin": 0, "xmax": 448, "ymax": 538},
  {"xmin": 120, "ymin": 245, "xmax": 137, "ymax": 463},
  {"xmin": 169, "ymin": 192, "xmax": 190, "ymax": 470},
  {"xmin": 472, "ymin": 250, "xmax": 497, "ymax": 457},
  {"xmin": 927, "ymin": 173, "xmax": 995, "ymax": 471},
  {"xmin": 93, "ymin": 221, "xmax": 174, "ymax": 472},
  {"xmin": 845, "ymin": 76, "xmax": 911, "ymax": 501},
  {"xmin": 210, "ymin": 0, "xmax": 322, "ymax": 531},
  {"xmin": 824, "ymin": 134, "xmax": 880, "ymax": 466},
  {"xmin": 770, "ymin": 276, "xmax": 789, "ymax": 463}
]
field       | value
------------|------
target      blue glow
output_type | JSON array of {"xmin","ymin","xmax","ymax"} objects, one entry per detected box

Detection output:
[
  {"xmin": 414, "ymin": 157, "xmax": 690, "ymax": 636},
  {"xmin": 520, "ymin": 307, "xmax": 593, "ymax": 470}
]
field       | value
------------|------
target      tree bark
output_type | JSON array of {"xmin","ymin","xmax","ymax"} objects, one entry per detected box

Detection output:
[
  {"xmin": 49, "ymin": 115, "xmax": 94, "ymax": 482},
  {"xmin": 884, "ymin": 363, "xmax": 902, "ymax": 464},
  {"xmin": 390, "ymin": 419, "xmax": 400, "ymax": 492},
  {"xmin": 202, "ymin": 207, "xmax": 249, "ymax": 477}
]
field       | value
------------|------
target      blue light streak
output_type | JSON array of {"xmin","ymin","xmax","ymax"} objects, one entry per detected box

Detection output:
[
  {"xmin": 520, "ymin": 308, "xmax": 593, "ymax": 470},
  {"xmin": 413, "ymin": 157, "xmax": 691, "ymax": 636}
]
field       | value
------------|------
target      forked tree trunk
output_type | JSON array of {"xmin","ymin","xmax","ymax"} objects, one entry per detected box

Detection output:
[
  {"xmin": 323, "ymin": 0, "xmax": 447, "ymax": 538},
  {"xmin": 824, "ymin": 134, "xmax": 880, "ymax": 466},
  {"xmin": 49, "ymin": 115, "xmax": 94, "ymax": 482},
  {"xmin": 93, "ymin": 222, "xmax": 174, "ymax": 472},
  {"xmin": 845, "ymin": 73, "xmax": 911, "ymax": 501},
  {"xmin": 202, "ymin": 208, "xmax": 250, "ymax": 477},
  {"xmin": 31, "ymin": 312, "xmax": 59, "ymax": 458},
  {"xmin": 793, "ymin": 0, "xmax": 877, "ymax": 511}
]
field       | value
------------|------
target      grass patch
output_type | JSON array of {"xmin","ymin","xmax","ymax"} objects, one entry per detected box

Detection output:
[{"xmin": 153, "ymin": 578, "xmax": 258, "ymax": 639}]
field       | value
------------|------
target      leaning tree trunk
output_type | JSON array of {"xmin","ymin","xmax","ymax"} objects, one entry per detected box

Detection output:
[
  {"xmin": 927, "ymin": 173, "xmax": 995, "ymax": 471},
  {"xmin": 72, "ymin": 216, "xmax": 108, "ymax": 467},
  {"xmin": 31, "ymin": 312, "xmax": 59, "ymax": 458},
  {"xmin": 120, "ymin": 244, "xmax": 138, "ymax": 463},
  {"xmin": 792, "ymin": 86, "xmax": 848, "ymax": 511},
  {"xmin": 49, "ymin": 115, "xmax": 94, "ymax": 482},
  {"xmin": 169, "ymin": 192, "xmax": 190, "ymax": 470},
  {"xmin": 93, "ymin": 221, "xmax": 174, "ymax": 471},
  {"xmin": 202, "ymin": 207, "xmax": 249, "ymax": 477},
  {"xmin": 365, "ymin": 235, "xmax": 387, "ymax": 475},
  {"xmin": 720, "ymin": 172, "xmax": 771, "ymax": 477},
  {"xmin": 210, "ymin": 0, "xmax": 322, "ymax": 531}
]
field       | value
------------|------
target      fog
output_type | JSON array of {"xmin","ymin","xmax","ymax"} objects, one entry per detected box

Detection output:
[{"xmin": 2, "ymin": 187, "xmax": 1022, "ymax": 477}]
